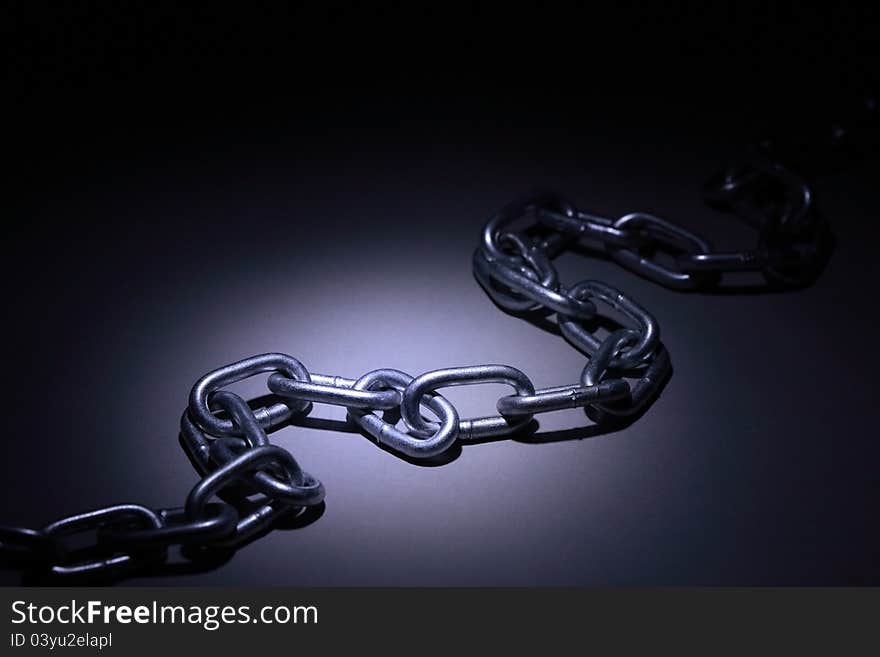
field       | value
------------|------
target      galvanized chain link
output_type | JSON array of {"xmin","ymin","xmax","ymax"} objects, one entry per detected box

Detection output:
[{"xmin": 0, "ymin": 155, "xmax": 831, "ymax": 581}]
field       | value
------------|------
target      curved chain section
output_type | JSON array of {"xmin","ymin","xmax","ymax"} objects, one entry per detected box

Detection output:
[{"xmin": 0, "ymin": 155, "xmax": 831, "ymax": 580}]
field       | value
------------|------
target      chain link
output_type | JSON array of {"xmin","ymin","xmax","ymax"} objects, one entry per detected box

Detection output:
[{"xmin": 0, "ymin": 154, "xmax": 832, "ymax": 581}]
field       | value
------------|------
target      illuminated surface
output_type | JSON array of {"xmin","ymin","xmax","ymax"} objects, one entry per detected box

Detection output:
[{"xmin": 4, "ymin": 98, "xmax": 878, "ymax": 585}]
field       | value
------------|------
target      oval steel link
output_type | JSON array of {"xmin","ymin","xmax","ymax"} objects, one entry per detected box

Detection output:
[
  {"xmin": 347, "ymin": 369, "xmax": 460, "ymax": 458},
  {"xmin": 99, "ymin": 503, "xmax": 238, "ymax": 548},
  {"xmin": 189, "ymin": 353, "xmax": 312, "ymax": 438},
  {"xmin": 209, "ymin": 437, "xmax": 315, "ymax": 503},
  {"xmin": 181, "ymin": 393, "xmax": 324, "ymax": 510},
  {"xmin": 558, "ymin": 280, "xmax": 660, "ymax": 369},
  {"xmin": 208, "ymin": 500, "xmax": 303, "ymax": 548},
  {"xmin": 481, "ymin": 190, "xmax": 576, "ymax": 264},
  {"xmin": 42, "ymin": 505, "xmax": 164, "ymax": 576},
  {"xmin": 537, "ymin": 208, "xmax": 645, "ymax": 249},
  {"xmin": 186, "ymin": 445, "xmax": 325, "ymax": 519},
  {"xmin": 401, "ymin": 365, "xmax": 535, "ymax": 439},
  {"xmin": 267, "ymin": 372, "xmax": 401, "ymax": 409},
  {"xmin": 499, "ymin": 231, "xmax": 560, "ymax": 289},
  {"xmin": 584, "ymin": 347, "xmax": 672, "ymax": 424},
  {"xmin": 677, "ymin": 250, "xmax": 768, "ymax": 273},
  {"xmin": 496, "ymin": 379, "xmax": 631, "ymax": 416},
  {"xmin": 472, "ymin": 248, "xmax": 542, "ymax": 313},
  {"xmin": 697, "ymin": 158, "xmax": 822, "ymax": 285},
  {"xmin": 205, "ymin": 391, "xmax": 323, "ymax": 506},
  {"xmin": 476, "ymin": 191, "xmax": 582, "ymax": 313},
  {"xmin": 581, "ymin": 329, "xmax": 672, "ymax": 421},
  {"xmin": 609, "ymin": 212, "xmax": 714, "ymax": 289},
  {"xmin": 474, "ymin": 251, "xmax": 597, "ymax": 319}
]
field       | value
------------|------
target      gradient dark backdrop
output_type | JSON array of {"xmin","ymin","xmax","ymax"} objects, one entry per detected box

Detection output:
[{"xmin": 4, "ymin": 4, "xmax": 879, "ymax": 585}]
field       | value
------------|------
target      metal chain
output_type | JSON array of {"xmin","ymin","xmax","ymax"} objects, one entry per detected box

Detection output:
[{"xmin": 0, "ymin": 154, "xmax": 832, "ymax": 581}]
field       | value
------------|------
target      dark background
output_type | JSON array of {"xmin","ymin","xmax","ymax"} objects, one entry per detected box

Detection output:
[{"xmin": 3, "ymin": 4, "xmax": 878, "ymax": 585}]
